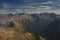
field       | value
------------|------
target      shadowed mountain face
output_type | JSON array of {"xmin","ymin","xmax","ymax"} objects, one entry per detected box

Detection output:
[
  {"xmin": 40, "ymin": 19, "xmax": 60, "ymax": 40},
  {"xmin": 0, "ymin": 13, "xmax": 60, "ymax": 40}
]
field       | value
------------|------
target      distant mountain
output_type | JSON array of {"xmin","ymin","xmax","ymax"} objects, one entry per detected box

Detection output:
[
  {"xmin": 11, "ymin": 13, "xmax": 60, "ymax": 40},
  {"xmin": 0, "ymin": 12, "xmax": 60, "ymax": 40}
]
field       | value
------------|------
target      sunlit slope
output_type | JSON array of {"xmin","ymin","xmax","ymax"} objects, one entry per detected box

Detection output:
[
  {"xmin": 0, "ymin": 28, "xmax": 14, "ymax": 40},
  {"xmin": 0, "ymin": 15, "xmax": 39, "ymax": 40},
  {"xmin": 11, "ymin": 16, "xmax": 38, "ymax": 40}
]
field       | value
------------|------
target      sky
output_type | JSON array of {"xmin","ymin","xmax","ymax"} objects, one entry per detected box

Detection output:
[{"xmin": 0, "ymin": 0, "xmax": 60, "ymax": 14}]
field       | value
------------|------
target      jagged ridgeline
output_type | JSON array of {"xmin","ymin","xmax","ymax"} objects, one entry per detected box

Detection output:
[{"xmin": 0, "ymin": 13, "xmax": 60, "ymax": 40}]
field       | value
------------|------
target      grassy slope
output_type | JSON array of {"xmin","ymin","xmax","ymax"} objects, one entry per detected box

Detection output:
[{"xmin": 0, "ymin": 28, "xmax": 14, "ymax": 40}]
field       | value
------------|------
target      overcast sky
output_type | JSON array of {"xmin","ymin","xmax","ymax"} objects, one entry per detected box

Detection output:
[{"xmin": 0, "ymin": 0, "xmax": 60, "ymax": 14}]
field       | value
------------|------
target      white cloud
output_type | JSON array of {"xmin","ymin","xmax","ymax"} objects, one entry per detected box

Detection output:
[
  {"xmin": 36, "ymin": 6, "xmax": 52, "ymax": 10},
  {"xmin": 0, "ymin": 10, "xmax": 12, "ymax": 14},
  {"xmin": 24, "ymin": 8, "xmax": 60, "ymax": 14},
  {"xmin": 41, "ymin": 1, "xmax": 54, "ymax": 5},
  {"xmin": 46, "ymin": 9, "xmax": 60, "ymax": 14},
  {"xmin": 21, "ymin": 5, "xmax": 36, "ymax": 9},
  {"xmin": 0, "ymin": 10, "xmax": 8, "ymax": 14},
  {"xmin": 13, "ymin": 9, "xmax": 23, "ymax": 14}
]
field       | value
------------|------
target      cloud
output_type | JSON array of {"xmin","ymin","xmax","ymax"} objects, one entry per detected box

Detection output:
[
  {"xmin": 41, "ymin": 1, "xmax": 54, "ymax": 4},
  {"xmin": 44, "ymin": 9, "xmax": 60, "ymax": 14},
  {"xmin": 0, "ymin": 0, "xmax": 60, "ymax": 14},
  {"xmin": 14, "ymin": 9, "xmax": 23, "ymax": 13},
  {"xmin": 37, "ymin": 6, "xmax": 52, "ymax": 9},
  {"xmin": 23, "ymin": 9, "xmax": 60, "ymax": 14},
  {"xmin": 0, "ymin": 10, "xmax": 12, "ymax": 14},
  {"xmin": 3, "ymin": 3, "xmax": 10, "ymax": 8}
]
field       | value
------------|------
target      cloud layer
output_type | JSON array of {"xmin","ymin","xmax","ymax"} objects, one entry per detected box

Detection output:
[{"xmin": 0, "ymin": 0, "xmax": 60, "ymax": 14}]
